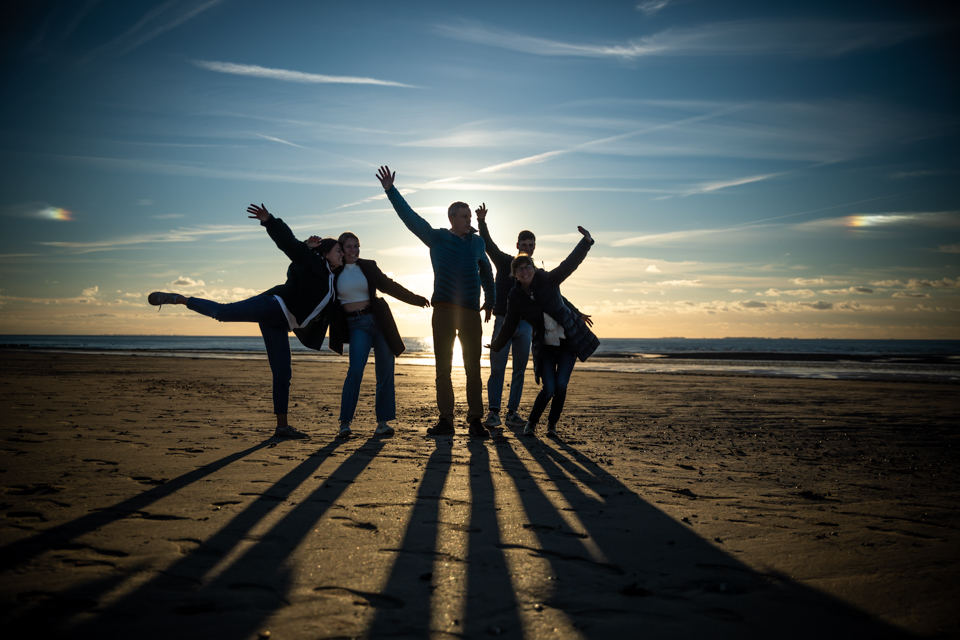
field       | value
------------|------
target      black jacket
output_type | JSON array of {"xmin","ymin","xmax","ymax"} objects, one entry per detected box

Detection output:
[
  {"xmin": 259, "ymin": 216, "xmax": 336, "ymax": 350},
  {"xmin": 491, "ymin": 236, "xmax": 599, "ymax": 381},
  {"xmin": 328, "ymin": 258, "xmax": 428, "ymax": 357}
]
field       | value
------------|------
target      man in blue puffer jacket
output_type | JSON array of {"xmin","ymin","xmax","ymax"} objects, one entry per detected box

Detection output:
[{"xmin": 376, "ymin": 166, "xmax": 495, "ymax": 438}]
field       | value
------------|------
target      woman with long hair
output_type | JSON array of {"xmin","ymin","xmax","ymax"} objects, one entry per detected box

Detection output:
[
  {"xmin": 489, "ymin": 226, "xmax": 599, "ymax": 439},
  {"xmin": 148, "ymin": 203, "xmax": 342, "ymax": 438},
  {"xmin": 328, "ymin": 231, "xmax": 430, "ymax": 438}
]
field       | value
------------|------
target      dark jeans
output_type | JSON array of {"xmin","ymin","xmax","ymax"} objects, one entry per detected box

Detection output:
[
  {"xmin": 187, "ymin": 295, "xmax": 291, "ymax": 415},
  {"xmin": 432, "ymin": 305, "xmax": 483, "ymax": 423},
  {"xmin": 528, "ymin": 341, "xmax": 577, "ymax": 426}
]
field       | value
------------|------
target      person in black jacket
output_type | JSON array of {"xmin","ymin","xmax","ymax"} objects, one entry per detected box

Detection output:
[
  {"xmin": 328, "ymin": 231, "xmax": 430, "ymax": 438},
  {"xmin": 489, "ymin": 226, "xmax": 599, "ymax": 439},
  {"xmin": 147, "ymin": 203, "xmax": 343, "ymax": 439}
]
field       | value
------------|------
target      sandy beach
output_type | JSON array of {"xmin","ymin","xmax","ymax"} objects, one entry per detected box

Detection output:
[{"xmin": 0, "ymin": 350, "xmax": 957, "ymax": 639}]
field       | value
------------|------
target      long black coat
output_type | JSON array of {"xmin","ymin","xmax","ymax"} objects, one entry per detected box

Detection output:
[
  {"xmin": 328, "ymin": 258, "xmax": 428, "ymax": 357},
  {"xmin": 490, "ymin": 236, "xmax": 599, "ymax": 382}
]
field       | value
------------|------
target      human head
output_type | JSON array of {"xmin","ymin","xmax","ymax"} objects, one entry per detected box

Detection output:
[
  {"xmin": 338, "ymin": 231, "xmax": 360, "ymax": 265},
  {"xmin": 316, "ymin": 237, "xmax": 343, "ymax": 268},
  {"xmin": 447, "ymin": 201, "xmax": 472, "ymax": 238},
  {"xmin": 511, "ymin": 253, "xmax": 536, "ymax": 287},
  {"xmin": 517, "ymin": 230, "xmax": 536, "ymax": 257}
]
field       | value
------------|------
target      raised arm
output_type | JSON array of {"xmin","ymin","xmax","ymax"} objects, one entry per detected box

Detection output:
[
  {"xmin": 549, "ymin": 226, "xmax": 594, "ymax": 286},
  {"xmin": 377, "ymin": 165, "xmax": 440, "ymax": 247},
  {"xmin": 476, "ymin": 203, "xmax": 513, "ymax": 267},
  {"xmin": 247, "ymin": 204, "xmax": 327, "ymax": 277}
]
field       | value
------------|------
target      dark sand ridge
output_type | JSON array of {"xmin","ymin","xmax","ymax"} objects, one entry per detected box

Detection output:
[{"xmin": 0, "ymin": 352, "xmax": 957, "ymax": 639}]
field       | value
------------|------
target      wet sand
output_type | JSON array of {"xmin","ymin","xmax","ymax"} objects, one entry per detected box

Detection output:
[{"xmin": 0, "ymin": 351, "xmax": 958, "ymax": 639}]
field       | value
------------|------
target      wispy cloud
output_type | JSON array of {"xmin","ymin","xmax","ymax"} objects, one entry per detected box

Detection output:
[
  {"xmin": 436, "ymin": 20, "xmax": 931, "ymax": 60},
  {"xmin": 477, "ymin": 104, "xmax": 744, "ymax": 173},
  {"xmin": 681, "ymin": 172, "xmax": 783, "ymax": 196},
  {"xmin": 637, "ymin": 1, "xmax": 672, "ymax": 17},
  {"xmin": 82, "ymin": 0, "xmax": 222, "ymax": 63},
  {"xmin": 192, "ymin": 60, "xmax": 416, "ymax": 88},
  {"xmin": 251, "ymin": 133, "xmax": 307, "ymax": 149}
]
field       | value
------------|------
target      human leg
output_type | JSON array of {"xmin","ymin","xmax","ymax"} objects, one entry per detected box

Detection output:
[
  {"xmin": 370, "ymin": 319, "xmax": 397, "ymax": 423},
  {"xmin": 486, "ymin": 315, "xmax": 509, "ymax": 413},
  {"xmin": 546, "ymin": 345, "xmax": 577, "ymax": 427},
  {"xmin": 505, "ymin": 319, "xmax": 532, "ymax": 414},
  {"xmin": 187, "ymin": 294, "xmax": 282, "ymax": 323},
  {"xmin": 526, "ymin": 345, "xmax": 559, "ymax": 430},
  {"xmin": 458, "ymin": 307, "xmax": 485, "ymax": 424},
  {"xmin": 339, "ymin": 314, "xmax": 375, "ymax": 425},
  {"xmin": 432, "ymin": 307, "xmax": 456, "ymax": 424}
]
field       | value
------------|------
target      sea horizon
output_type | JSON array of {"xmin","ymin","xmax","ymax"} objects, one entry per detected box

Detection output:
[{"xmin": 3, "ymin": 334, "xmax": 958, "ymax": 383}]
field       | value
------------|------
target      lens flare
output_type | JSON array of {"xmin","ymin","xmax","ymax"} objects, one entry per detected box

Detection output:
[{"xmin": 42, "ymin": 207, "xmax": 74, "ymax": 221}]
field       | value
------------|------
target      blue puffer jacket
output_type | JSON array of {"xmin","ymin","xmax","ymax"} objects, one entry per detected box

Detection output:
[
  {"xmin": 491, "ymin": 236, "xmax": 599, "ymax": 381},
  {"xmin": 386, "ymin": 186, "xmax": 494, "ymax": 311}
]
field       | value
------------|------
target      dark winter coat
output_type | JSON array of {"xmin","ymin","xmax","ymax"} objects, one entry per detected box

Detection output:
[{"xmin": 490, "ymin": 236, "xmax": 599, "ymax": 382}]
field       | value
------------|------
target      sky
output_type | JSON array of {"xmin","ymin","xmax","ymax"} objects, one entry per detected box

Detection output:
[{"xmin": 1, "ymin": 0, "xmax": 958, "ymax": 340}]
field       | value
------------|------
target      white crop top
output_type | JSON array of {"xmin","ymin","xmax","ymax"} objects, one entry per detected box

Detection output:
[{"xmin": 337, "ymin": 264, "xmax": 370, "ymax": 304}]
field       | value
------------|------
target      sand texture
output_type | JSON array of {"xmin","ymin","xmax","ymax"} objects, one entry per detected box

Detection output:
[{"xmin": 0, "ymin": 351, "xmax": 958, "ymax": 639}]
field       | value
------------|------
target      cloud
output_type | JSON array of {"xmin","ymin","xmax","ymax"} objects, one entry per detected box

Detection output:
[
  {"xmin": 251, "ymin": 133, "xmax": 307, "ymax": 149},
  {"xmin": 893, "ymin": 292, "xmax": 932, "ymax": 298},
  {"xmin": 683, "ymin": 173, "xmax": 782, "ymax": 196},
  {"xmin": 659, "ymin": 279, "xmax": 701, "ymax": 287},
  {"xmin": 645, "ymin": 265, "xmax": 661, "ymax": 273},
  {"xmin": 791, "ymin": 277, "xmax": 827, "ymax": 285},
  {"xmin": 822, "ymin": 286, "xmax": 873, "ymax": 295},
  {"xmin": 759, "ymin": 288, "xmax": 816, "ymax": 298},
  {"xmin": 192, "ymin": 60, "xmax": 416, "ymax": 88},
  {"xmin": 637, "ymin": 1, "xmax": 672, "ymax": 16},
  {"xmin": 937, "ymin": 243, "xmax": 960, "ymax": 253},
  {"xmin": 82, "ymin": 0, "xmax": 223, "ymax": 63},
  {"xmin": 436, "ymin": 20, "xmax": 930, "ymax": 60},
  {"xmin": 729, "ymin": 288, "xmax": 746, "ymax": 293},
  {"xmin": 152, "ymin": 213, "xmax": 184, "ymax": 219},
  {"xmin": 171, "ymin": 276, "xmax": 205, "ymax": 287}
]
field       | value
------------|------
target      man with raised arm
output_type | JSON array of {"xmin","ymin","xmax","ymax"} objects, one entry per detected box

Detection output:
[
  {"xmin": 376, "ymin": 166, "xmax": 495, "ymax": 438},
  {"xmin": 476, "ymin": 203, "xmax": 535, "ymax": 431}
]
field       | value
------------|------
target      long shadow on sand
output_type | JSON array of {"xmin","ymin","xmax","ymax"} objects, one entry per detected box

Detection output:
[
  {"xmin": 0, "ymin": 440, "xmax": 275, "ymax": 576},
  {"xmin": 481, "ymin": 428, "xmax": 912, "ymax": 639},
  {"xmin": 4, "ymin": 436, "xmax": 389, "ymax": 638}
]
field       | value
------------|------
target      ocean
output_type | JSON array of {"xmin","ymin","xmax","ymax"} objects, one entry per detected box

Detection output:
[{"xmin": 2, "ymin": 335, "xmax": 958, "ymax": 382}]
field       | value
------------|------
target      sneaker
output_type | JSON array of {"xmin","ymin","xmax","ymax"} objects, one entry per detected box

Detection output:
[
  {"xmin": 375, "ymin": 421, "xmax": 395, "ymax": 436},
  {"xmin": 546, "ymin": 423, "xmax": 558, "ymax": 439},
  {"xmin": 148, "ymin": 291, "xmax": 181, "ymax": 307},
  {"xmin": 274, "ymin": 425, "xmax": 309, "ymax": 439},
  {"xmin": 337, "ymin": 422, "xmax": 352, "ymax": 439},
  {"xmin": 426, "ymin": 418, "xmax": 455, "ymax": 435},
  {"xmin": 483, "ymin": 411, "xmax": 502, "ymax": 428},
  {"xmin": 522, "ymin": 422, "xmax": 536, "ymax": 437},
  {"xmin": 504, "ymin": 412, "xmax": 527, "ymax": 428},
  {"xmin": 468, "ymin": 419, "xmax": 490, "ymax": 439}
]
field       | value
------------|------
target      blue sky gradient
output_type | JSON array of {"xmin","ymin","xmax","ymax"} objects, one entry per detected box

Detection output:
[{"xmin": 1, "ymin": 0, "xmax": 958, "ymax": 338}]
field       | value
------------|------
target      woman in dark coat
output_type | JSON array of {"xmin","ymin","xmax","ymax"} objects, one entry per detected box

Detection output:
[
  {"xmin": 148, "ymin": 203, "xmax": 342, "ymax": 439},
  {"xmin": 489, "ymin": 226, "xmax": 598, "ymax": 438},
  {"xmin": 329, "ymin": 231, "xmax": 430, "ymax": 438}
]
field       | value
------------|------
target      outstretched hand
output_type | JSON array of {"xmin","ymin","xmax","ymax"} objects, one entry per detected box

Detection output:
[
  {"xmin": 581, "ymin": 313, "xmax": 594, "ymax": 328},
  {"xmin": 305, "ymin": 235, "xmax": 322, "ymax": 249},
  {"xmin": 475, "ymin": 203, "xmax": 487, "ymax": 221},
  {"xmin": 376, "ymin": 166, "xmax": 395, "ymax": 191},
  {"xmin": 416, "ymin": 296, "xmax": 431, "ymax": 308},
  {"xmin": 578, "ymin": 226, "xmax": 592, "ymax": 241},
  {"xmin": 247, "ymin": 204, "xmax": 272, "ymax": 222}
]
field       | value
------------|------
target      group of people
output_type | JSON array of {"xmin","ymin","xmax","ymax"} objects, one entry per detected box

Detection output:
[{"xmin": 148, "ymin": 165, "xmax": 599, "ymax": 440}]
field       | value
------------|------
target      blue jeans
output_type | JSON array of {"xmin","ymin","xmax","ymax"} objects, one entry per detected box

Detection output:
[
  {"xmin": 339, "ymin": 313, "xmax": 396, "ymax": 423},
  {"xmin": 528, "ymin": 341, "xmax": 577, "ymax": 426},
  {"xmin": 487, "ymin": 316, "xmax": 532, "ymax": 413},
  {"xmin": 187, "ymin": 295, "xmax": 291, "ymax": 415}
]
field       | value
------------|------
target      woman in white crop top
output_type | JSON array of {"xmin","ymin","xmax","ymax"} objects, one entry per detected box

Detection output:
[{"xmin": 332, "ymin": 231, "xmax": 430, "ymax": 439}]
